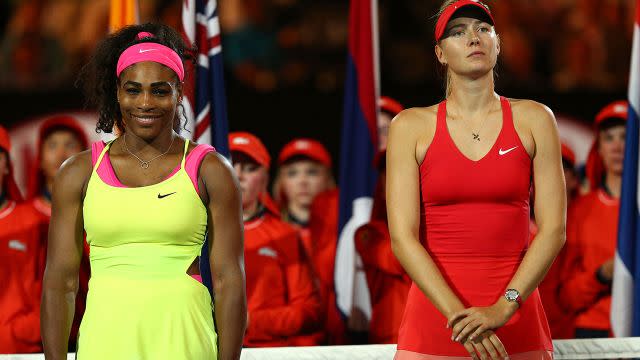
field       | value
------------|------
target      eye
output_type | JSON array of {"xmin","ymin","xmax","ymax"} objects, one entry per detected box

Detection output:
[
  {"xmin": 125, "ymin": 88, "xmax": 140, "ymax": 94},
  {"xmin": 452, "ymin": 30, "xmax": 464, "ymax": 37},
  {"xmin": 153, "ymin": 88, "xmax": 171, "ymax": 96}
]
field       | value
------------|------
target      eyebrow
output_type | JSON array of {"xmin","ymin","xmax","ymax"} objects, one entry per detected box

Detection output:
[{"xmin": 123, "ymin": 81, "xmax": 173, "ymax": 87}]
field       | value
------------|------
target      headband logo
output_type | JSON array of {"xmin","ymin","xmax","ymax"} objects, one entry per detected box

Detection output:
[{"xmin": 139, "ymin": 48, "xmax": 156, "ymax": 54}]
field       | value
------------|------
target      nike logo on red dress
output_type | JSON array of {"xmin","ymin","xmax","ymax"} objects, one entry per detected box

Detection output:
[{"xmin": 499, "ymin": 146, "xmax": 518, "ymax": 156}]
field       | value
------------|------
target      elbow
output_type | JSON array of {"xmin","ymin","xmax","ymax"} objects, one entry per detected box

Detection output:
[
  {"xmin": 536, "ymin": 223, "xmax": 566, "ymax": 250},
  {"xmin": 213, "ymin": 265, "xmax": 246, "ymax": 299},
  {"xmin": 42, "ymin": 267, "xmax": 79, "ymax": 296}
]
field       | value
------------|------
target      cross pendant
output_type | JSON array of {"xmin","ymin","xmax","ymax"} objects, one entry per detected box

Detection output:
[{"xmin": 472, "ymin": 133, "xmax": 480, "ymax": 141}]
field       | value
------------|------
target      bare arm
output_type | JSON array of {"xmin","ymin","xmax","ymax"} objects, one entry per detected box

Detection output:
[
  {"xmin": 42, "ymin": 152, "xmax": 91, "ymax": 360},
  {"xmin": 201, "ymin": 153, "xmax": 246, "ymax": 360},
  {"xmin": 386, "ymin": 110, "xmax": 467, "ymax": 319},
  {"xmin": 507, "ymin": 102, "xmax": 566, "ymax": 301}
]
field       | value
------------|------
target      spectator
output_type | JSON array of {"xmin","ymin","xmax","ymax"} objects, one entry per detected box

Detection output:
[
  {"xmin": 560, "ymin": 100, "xmax": 627, "ymax": 338},
  {"xmin": 273, "ymin": 138, "xmax": 335, "ymax": 259},
  {"xmin": 27, "ymin": 115, "xmax": 90, "ymax": 351},
  {"xmin": 0, "ymin": 124, "xmax": 44, "ymax": 353},
  {"xmin": 229, "ymin": 131, "xmax": 324, "ymax": 346}
]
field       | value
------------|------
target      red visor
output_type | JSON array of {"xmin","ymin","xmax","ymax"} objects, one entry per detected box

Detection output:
[{"xmin": 435, "ymin": 0, "xmax": 495, "ymax": 42}]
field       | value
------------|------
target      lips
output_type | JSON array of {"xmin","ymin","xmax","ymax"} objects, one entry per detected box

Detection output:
[
  {"xmin": 131, "ymin": 114, "xmax": 163, "ymax": 125},
  {"xmin": 468, "ymin": 51, "xmax": 485, "ymax": 57}
]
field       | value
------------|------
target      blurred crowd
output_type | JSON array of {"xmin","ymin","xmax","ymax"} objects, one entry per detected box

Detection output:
[
  {"xmin": 0, "ymin": 94, "xmax": 629, "ymax": 352},
  {"xmin": 0, "ymin": 0, "xmax": 634, "ymax": 92}
]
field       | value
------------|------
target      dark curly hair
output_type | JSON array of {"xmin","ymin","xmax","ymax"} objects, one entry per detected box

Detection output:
[{"xmin": 77, "ymin": 23, "xmax": 196, "ymax": 134}]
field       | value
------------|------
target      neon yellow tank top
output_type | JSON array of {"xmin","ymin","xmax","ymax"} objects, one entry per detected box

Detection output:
[
  {"xmin": 83, "ymin": 139, "xmax": 207, "ymax": 277},
  {"xmin": 78, "ymin": 139, "xmax": 217, "ymax": 359}
]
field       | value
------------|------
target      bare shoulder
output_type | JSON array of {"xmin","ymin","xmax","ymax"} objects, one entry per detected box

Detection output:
[
  {"xmin": 509, "ymin": 98, "xmax": 556, "ymax": 128},
  {"xmin": 51, "ymin": 150, "xmax": 93, "ymax": 202},
  {"xmin": 389, "ymin": 105, "xmax": 438, "ymax": 139},
  {"xmin": 391, "ymin": 105, "xmax": 437, "ymax": 128},
  {"xmin": 199, "ymin": 152, "xmax": 240, "ymax": 198},
  {"xmin": 200, "ymin": 152, "xmax": 235, "ymax": 182},
  {"xmin": 56, "ymin": 150, "xmax": 92, "ymax": 187}
]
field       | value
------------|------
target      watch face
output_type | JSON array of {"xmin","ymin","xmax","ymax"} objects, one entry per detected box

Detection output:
[{"xmin": 505, "ymin": 289, "xmax": 519, "ymax": 301}]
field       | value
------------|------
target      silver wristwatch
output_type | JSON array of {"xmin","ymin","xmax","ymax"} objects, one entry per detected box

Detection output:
[{"xmin": 504, "ymin": 288, "xmax": 522, "ymax": 307}]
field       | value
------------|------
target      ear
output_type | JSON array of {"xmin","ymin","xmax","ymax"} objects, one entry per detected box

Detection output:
[
  {"xmin": 176, "ymin": 81, "xmax": 184, "ymax": 100},
  {"xmin": 435, "ymin": 43, "xmax": 447, "ymax": 65},
  {"xmin": 495, "ymin": 33, "xmax": 501, "ymax": 56}
]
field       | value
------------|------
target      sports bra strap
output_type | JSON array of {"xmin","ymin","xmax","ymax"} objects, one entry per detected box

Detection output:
[
  {"xmin": 93, "ymin": 141, "xmax": 114, "ymax": 172},
  {"xmin": 180, "ymin": 139, "xmax": 190, "ymax": 169}
]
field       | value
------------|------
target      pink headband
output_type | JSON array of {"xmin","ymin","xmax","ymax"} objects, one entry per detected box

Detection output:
[
  {"xmin": 435, "ymin": 0, "xmax": 494, "ymax": 42},
  {"xmin": 116, "ymin": 32, "xmax": 185, "ymax": 81}
]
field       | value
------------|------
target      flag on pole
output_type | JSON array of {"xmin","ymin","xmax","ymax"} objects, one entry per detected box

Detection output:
[
  {"xmin": 181, "ymin": 0, "xmax": 230, "ymax": 296},
  {"xmin": 181, "ymin": 0, "xmax": 230, "ymax": 157},
  {"xmin": 334, "ymin": 0, "xmax": 380, "ymax": 319},
  {"xmin": 109, "ymin": 0, "xmax": 139, "ymax": 33},
  {"xmin": 611, "ymin": 0, "xmax": 640, "ymax": 337}
]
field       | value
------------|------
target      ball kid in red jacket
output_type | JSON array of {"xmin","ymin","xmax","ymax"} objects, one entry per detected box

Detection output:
[{"xmin": 229, "ymin": 132, "xmax": 323, "ymax": 346}]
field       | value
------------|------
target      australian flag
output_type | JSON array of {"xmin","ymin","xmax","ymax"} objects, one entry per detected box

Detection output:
[
  {"xmin": 181, "ymin": 0, "xmax": 229, "ymax": 157},
  {"xmin": 181, "ymin": 0, "xmax": 230, "ymax": 295},
  {"xmin": 334, "ymin": 0, "xmax": 380, "ymax": 319},
  {"xmin": 611, "ymin": 0, "xmax": 640, "ymax": 337}
]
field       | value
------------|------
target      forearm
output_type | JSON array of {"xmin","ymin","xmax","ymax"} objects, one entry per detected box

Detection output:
[
  {"xmin": 392, "ymin": 236, "xmax": 464, "ymax": 318},
  {"xmin": 506, "ymin": 227, "xmax": 565, "ymax": 301},
  {"xmin": 214, "ymin": 271, "xmax": 246, "ymax": 360},
  {"xmin": 41, "ymin": 272, "xmax": 77, "ymax": 360}
]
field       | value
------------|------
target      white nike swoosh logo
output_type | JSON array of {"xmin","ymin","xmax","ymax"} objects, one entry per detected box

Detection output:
[
  {"xmin": 499, "ymin": 146, "xmax": 518, "ymax": 156},
  {"xmin": 139, "ymin": 49, "xmax": 156, "ymax": 53}
]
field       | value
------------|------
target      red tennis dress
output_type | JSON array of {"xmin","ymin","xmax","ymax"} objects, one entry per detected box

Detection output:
[{"xmin": 395, "ymin": 97, "xmax": 553, "ymax": 359}]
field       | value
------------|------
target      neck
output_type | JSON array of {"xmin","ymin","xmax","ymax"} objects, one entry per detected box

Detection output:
[
  {"xmin": 605, "ymin": 171, "xmax": 622, "ymax": 198},
  {"xmin": 122, "ymin": 129, "xmax": 176, "ymax": 157},
  {"xmin": 288, "ymin": 203, "xmax": 310, "ymax": 225},
  {"xmin": 447, "ymin": 71, "xmax": 497, "ymax": 113},
  {"xmin": 243, "ymin": 201, "xmax": 260, "ymax": 221}
]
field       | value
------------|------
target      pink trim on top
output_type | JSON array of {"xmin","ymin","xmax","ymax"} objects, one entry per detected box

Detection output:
[
  {"xmin": 185, "ymin": 143, "xmax": 216, "ymax": 194},
  {"xmin": 91, "ymin": 141, "xmax": 216, "ymax": 193}
]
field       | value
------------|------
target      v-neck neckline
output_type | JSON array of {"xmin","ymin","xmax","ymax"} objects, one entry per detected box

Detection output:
[{"xmin": 442, "ymin": 98, "xmax": 505, "ymax": 163}]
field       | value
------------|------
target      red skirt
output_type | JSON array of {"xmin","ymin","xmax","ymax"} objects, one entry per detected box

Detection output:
[{"xmin": 395, "ymin": 255, "xmax": 553, "ymax": 359}]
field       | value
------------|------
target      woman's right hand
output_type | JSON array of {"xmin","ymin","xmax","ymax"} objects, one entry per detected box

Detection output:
[{"xmin": 462, "ymin": 330, "xmax": 509, "ymax": 360}]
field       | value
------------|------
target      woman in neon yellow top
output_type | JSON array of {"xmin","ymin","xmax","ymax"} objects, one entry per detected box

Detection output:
[{"xmin": 41, "ymin": 23, "xmax": 246, "ymax": 360}]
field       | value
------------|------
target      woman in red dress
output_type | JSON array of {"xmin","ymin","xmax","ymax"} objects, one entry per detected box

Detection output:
[{"xmin": 387, "ymin": 1, "xmax": 566, "ymax": 359}]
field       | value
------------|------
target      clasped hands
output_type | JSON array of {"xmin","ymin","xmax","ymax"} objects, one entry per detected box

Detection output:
[{"xmin": 446, "ymin": 298, "xmax": 518, "ymax": 360}]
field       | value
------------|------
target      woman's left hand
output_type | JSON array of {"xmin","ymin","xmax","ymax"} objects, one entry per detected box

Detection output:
[{"xmin": 447, "ymin": 298, "xmax": 519, "ymax": 343}]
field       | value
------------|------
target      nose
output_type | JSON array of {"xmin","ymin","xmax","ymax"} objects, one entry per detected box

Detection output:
[
  {"xmin": 233, "ymin": 163, "xmax": 243, "ymax": 178},
  {"xmin": 137, "ymin": 91, "xmax": 154, "ymax": 111},
  {"xmin": 468, "ymin": 31, "xmax": 480, "ymax": 46}
]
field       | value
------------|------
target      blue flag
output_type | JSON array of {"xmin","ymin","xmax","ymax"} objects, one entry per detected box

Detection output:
[
  {"xmin": 611, "ymin": 0, "xmax": 640, "ymax": 337},
  {"xmin": 334, "ymin": 0, "xmax": 379, "ymax": 318}
]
